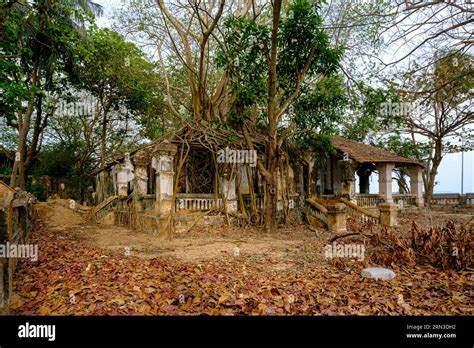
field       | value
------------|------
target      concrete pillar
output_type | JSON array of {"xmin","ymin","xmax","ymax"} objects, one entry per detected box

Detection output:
[
  {"xmin": 115, "ymin": 164, "xmax": 129, "ymax": 197},
  {"xmin": 153, "ymin": 143, "xmax": 177, "ymax": 215},
  {"xmin": 221, "ymin": 174, "xmax": 237, "ymax": 213},
  {"xmin": 325, "ymin": 159, "xmax": 332, "ymax": 194},
  {"xmin": 288, "ymin": 166, "xmax": 295, "ymax": 193},
  {"xmin": 129, "ymin": 160, "xmax": 148, "ymax": 213},
  {"xmin": 376, "ymin": 163, "xmax": 395, "ymax": 202},
  {"xmin": 339, "ymin": 159, "xmax": 355, "ymax": 200},
  {"xmin": 379, "ymin": 202, "xmax": 398, "ymax": 226},
  {"xmin": 348, "ymin": 180, "xmax": 356, "ymax": 200},
  {"xmin": 327, "ymin": 202, "xmax": 346, "ymax": 233},
  {"xmin": 459, "ymin": 194, "xmax": 467, "ymax": 207},
  {"xmin": 238, "ymin": 164, "xmax": 250, "ymax": 194},
  {"xmin": 257, "ymin": 154, "xmax": 265, "ymax": 194},
  {"xmin": 135, "ymin": 166, "xmax": 148, "ymax": 195},
  {"xmin": 307, "ymin": 159, "xmax": 313, "ymax": 197},
  {"xmin": 408, "ymin": 166, "xmax": 424, "ymax": 207},
  {"xmin": 132, "ymin": 158, "xmax": 148, "ymax": 196},
  {"xmin": 356, "ymin": 168, "xmax": 371, "ymax": 194}
]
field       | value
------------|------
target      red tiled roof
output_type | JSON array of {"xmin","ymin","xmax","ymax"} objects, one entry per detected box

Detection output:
[{"xmin": 331, "ymin": 136, "xmax": 425, "ymax": 167}]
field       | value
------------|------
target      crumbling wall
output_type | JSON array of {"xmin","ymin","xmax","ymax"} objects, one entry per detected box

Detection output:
[
  {"xmin": 95, "ymin": 170, "xmax": 115, "ymax": 204},
  {"xmin": 0, "ymin": 209, "xmax": 8, "ymax": 311},
  {"xmin": 0, "ymin": 190, "xmax": 34, "ymax": 313}
]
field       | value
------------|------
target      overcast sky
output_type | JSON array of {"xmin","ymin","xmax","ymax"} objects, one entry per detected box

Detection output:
[{"xmin": 93, "ymin": 0, "xmax": 473, "ymax": 194}]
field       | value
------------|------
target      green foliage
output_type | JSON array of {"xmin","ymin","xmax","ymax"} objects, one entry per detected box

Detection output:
[
  {"xmin": 342, "ymin": 84, "xmax": 402, "ymax": 142},
  {"xmin": 0, "ymin": 0, "xmax": 99, "ymax": 123},
  {"xmin": 216, "ymin": 16, "xmax": 270, "ymax": 125},
  {"xmin": 307, "ymin": 133, "xmax": 335, "ymax": 164},
  {"xmin": 31, "ymin": 142, "xmax": 93, "ymax": 201},
  {"xmin": 432, "ymin": 52, "xmax": 473, "ymax": 104},
  {"xmin": 73, "ymin": 27, "xmax": 165, "ymax": 141},
  {"xmin": 0, "ymin": 5, "xmax": 32, "ymax": 122},
  {"xmin": 397, "ymin": 51, "xmax": 473, "ymax": 156},
  {"xmin": 294, "ymin": 75, "xmax": 347, "ymax": 134},
  {"xmin": 1, "ymin": 1, "xmax": 165, "ymax": 196},
  {"xmin": 217, "ymin": 0, "xmax": 344, "ymax": 135},
  {"xmin": 0, "ymin": 165, "xmax": 12, "ymax": 176},
  {"xmin": 0, "ymin": 119, "xmax": 19, "ymax": 149},
  {"xmin": 32, "ymin": 143, "xmax": 82, "ymax": 178},
  {"xmin": 278, "ymin": 0, "xmax": 343, "ymax": 94},
  {"xmin": 290, "ymin": 75, "xmax": 348, "ymax": 158},
  {"xmin": 374, "ymin": 135, "xmax": 429, "ymax": 161},
  {"xmin": 27, "ymin": 182, "xmax": 47, "ymax": 202}
]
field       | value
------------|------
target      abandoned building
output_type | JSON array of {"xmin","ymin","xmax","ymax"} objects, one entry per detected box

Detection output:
[
  {"xmin": 321, "ymin": 136, "xmax": 425, "ymax": 207},
  {"xmin": 89, "ymin": 122, "xmax": 429, "ymax": 234}
]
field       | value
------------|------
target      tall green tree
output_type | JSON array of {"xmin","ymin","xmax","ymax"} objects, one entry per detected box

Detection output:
[
  {"xmin": 0, "ymin": 0, "xmax": 101, "ymax": 189},
  {"xmin": 218, "ymin": 0, "xmax": 343, "ymax": 230},
  {"xmin": 73, "ymin": 27, "xmax": 163, "ymax": 166}
]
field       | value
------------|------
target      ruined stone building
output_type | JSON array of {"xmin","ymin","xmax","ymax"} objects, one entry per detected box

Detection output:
[{"xmin": 91, "ymin": 123, "xmax": 425, "ymax": 233}]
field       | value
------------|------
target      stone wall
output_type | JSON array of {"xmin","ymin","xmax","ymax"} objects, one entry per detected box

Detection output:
[
  {"xmin": 0, "ymin": 190, "xmax": 34, "ymax": 313},
  {"xmin": 430, "ymin": 193, "xmax": 474, "ymax": 206}
]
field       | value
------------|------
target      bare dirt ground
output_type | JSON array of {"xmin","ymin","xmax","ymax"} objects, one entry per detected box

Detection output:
[
  {"xmin": 76, "ymin": 223, "xmax": 324, "ymax": 264},
  {"xmin": 9, "ymin": 202, "xmax": 473, "ymax": 316},
  {"xmin": 34, "ymin": 201, "xmax": 326, "ymax": 264}
]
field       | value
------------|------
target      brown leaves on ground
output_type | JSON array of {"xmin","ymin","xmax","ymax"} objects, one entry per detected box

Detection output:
[
  {"xmin": 368, "ymin": 221, "xmax": 473, "ymax": 271},
  {"xmin": 10, "ymin": 222, "xmax": 473, "ymax": 316},
  {"xmin": 410, "ymin": 220, "xmax": 472, "ymax": 270}
]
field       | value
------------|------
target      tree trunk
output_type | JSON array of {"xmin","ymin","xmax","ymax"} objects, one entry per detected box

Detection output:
[
  {"xmin": 395, "ymin": 169, "xmax": 409, "ymax": 194},
  {"xmin": 424, "ymin": 141, "xmax": 443, "ymax": 205},
  {"xmin": 10, "ymin": 159, "xmax": 19, "ymax": 188},
  {"xmin": 10, "ymin": 59, "xmax": 39, "ymax": 190},
  {"xmin": 263, "ymin": 0, "xmax": 282, "ymax": 232},
  {"xmin": 100, "ymin": 109, "xmax": 108, "ymax": 166},
  {"xmin": 24, "ymin": 94, "xmax": 47, "ymax": 174},
  {"xmin": 12, "ymin": 102, "xmax": 34, "ymax": 190},
  {"xmin": 264, "ymin": 162, "xmax": 278, "ymax": 232}
]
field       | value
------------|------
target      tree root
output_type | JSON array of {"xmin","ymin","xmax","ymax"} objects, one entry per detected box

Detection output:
[{"xmin": 329, "ymin": 232, "xmax": 372, "ymax": 243}]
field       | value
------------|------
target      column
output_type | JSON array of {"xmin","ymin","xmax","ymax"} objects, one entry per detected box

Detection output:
[
  {"xmin": 132, "ymin": 159, "xmax": 148, "ymax": 196},
  {"xmin": 237, "ymin": 164, "xmax": 250, "ymax": 194},
  {"xmin": 114, "ymin": 164, "xmax": 129, "ymax": 197},
  {"xmin": 307, "ymin": 159, "xmax": 313, "ymax": 197},
  {"xmin": 325, "ymin": 159, "xmax": 332, "ymax": 194},
  {"xmin": 379, "ymin": 202, "xmax": 398, "ymax": 226},
  {"xmin": 376, "ymin": 163, "xmax": 395, "ymax": 203},
  {"xmin": 153, "ymin": 143, "xmax": 177, "ymax": 215},
  {"xmin": 327, "ymin": 202, "xmax": 346, "ymax": 233},
  {"xmin": 338, "ymin": 159, "xmax": 355, "ymax": 200},
  {"xmin": 221, "ymin": 173, "xmax": 237, "ymax": 213},
  {"xmin": 356, "ymin": 167, "xmax": 371, "ymax": 194},
  {"xmin": 408, "ymin": 166, "xmax": 424, "ymax": 207},
  {"xmin": 257, "ymin": 154, "xmax": 265, "ymax": 194}
]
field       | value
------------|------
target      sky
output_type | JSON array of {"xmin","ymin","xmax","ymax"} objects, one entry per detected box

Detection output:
[
  {"xmin": 364, "ymin": 151, "xmax": 474, "ymax": 194},
  {"xmin": 94, "ymin": 0, "xmax": 473, "ymax": 194}
]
